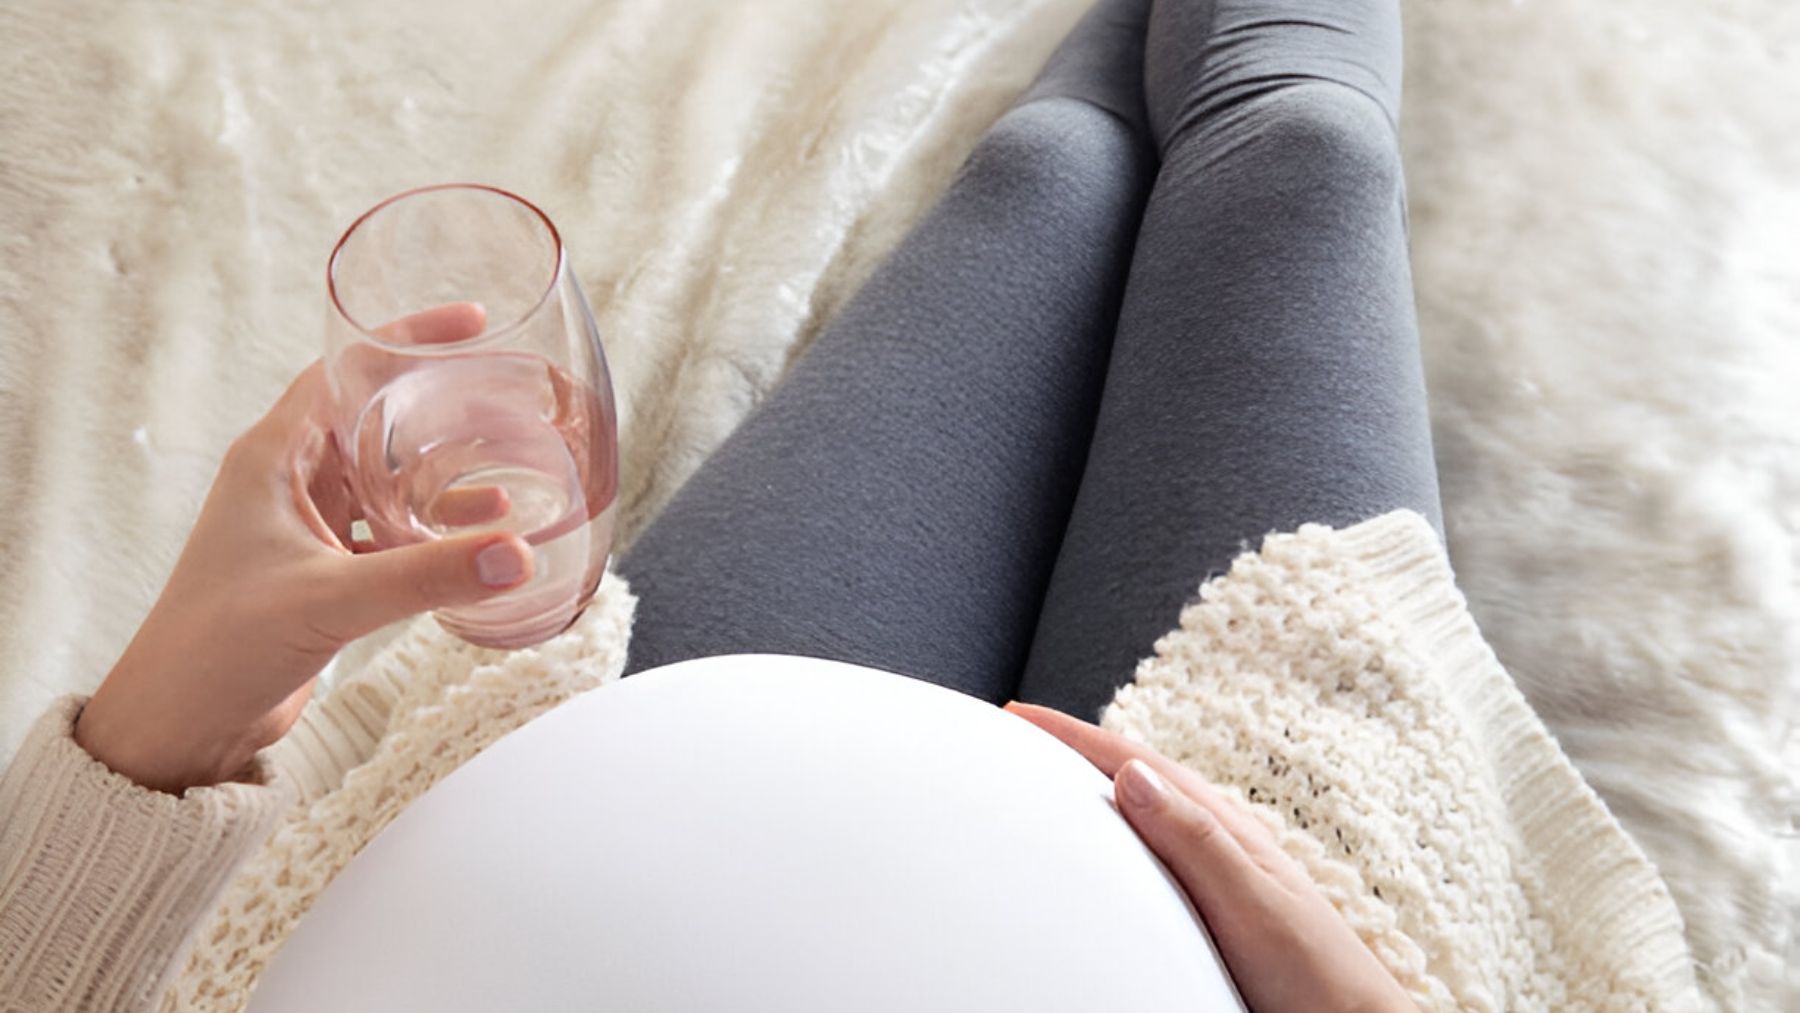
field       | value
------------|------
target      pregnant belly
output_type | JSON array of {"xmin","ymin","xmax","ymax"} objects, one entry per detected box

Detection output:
[{"xmin": 251, "ymin": 655, "xmax": 1242, "ymax": 1012}]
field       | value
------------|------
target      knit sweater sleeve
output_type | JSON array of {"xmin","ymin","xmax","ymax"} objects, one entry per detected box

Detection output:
[{"xmin": 0, "ymin": 697, "xmax": 293, "ymax": 1013}]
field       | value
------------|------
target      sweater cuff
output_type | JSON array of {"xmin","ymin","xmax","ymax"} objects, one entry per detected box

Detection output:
[{"xmin": 0, "ymin": 696, "xmax": 294, "ymax": 1012}]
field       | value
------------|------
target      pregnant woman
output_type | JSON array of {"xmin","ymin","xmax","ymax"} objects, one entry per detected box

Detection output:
[{"xmin": 0, "ymin": 0, "xmax": 1698, "ymax": 1009}]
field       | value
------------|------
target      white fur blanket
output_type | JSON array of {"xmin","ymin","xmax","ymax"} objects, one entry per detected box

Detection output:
[{"xmin": 1, "ymin": 0, "xmax": 1793, "ymax": 1006}]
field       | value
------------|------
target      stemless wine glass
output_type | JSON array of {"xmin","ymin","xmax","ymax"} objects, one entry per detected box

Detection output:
[{"xmin": 324, "ymin": 184, "xmax": 618, "ymax": 650}]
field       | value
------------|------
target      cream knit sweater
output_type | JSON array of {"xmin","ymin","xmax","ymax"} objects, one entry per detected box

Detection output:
[{"xmin": 0, "ymin": 512, "xmax": 1707, "ymax": 1012}]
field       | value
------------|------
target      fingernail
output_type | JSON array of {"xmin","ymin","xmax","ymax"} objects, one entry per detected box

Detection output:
[
  {"xmin": 475, "ymin": 538, "xmax": 528, "ymax": 588},
  {"xmin": 1117, "ymin": 760, "xmax": 1171, "ymax": 812}
]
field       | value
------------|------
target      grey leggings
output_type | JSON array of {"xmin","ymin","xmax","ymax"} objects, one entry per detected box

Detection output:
[{"xmin": 617, "ymin": 0, "xmax": 1440, "ymax": 720}]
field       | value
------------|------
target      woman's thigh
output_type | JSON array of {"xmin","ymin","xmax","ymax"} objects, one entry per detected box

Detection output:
[{"xmin": 618, "ymin": 6, "xmax": 1157, "ymax": 701}]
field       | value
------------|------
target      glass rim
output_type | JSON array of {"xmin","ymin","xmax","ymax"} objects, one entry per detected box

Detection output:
[{"xmin": 326, "ymin": 182, "xmax": 566, "ymax": 355}]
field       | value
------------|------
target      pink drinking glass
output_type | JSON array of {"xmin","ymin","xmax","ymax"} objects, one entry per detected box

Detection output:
[{"xmin": 324, "ymin": 184, "xmax": 619, "ymax": 649}]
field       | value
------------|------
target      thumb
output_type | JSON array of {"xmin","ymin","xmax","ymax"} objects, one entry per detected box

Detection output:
[
  {"xmin": 1114, "ymin": 759, "xmax": 1260, "ymax": 919},
  {"xmin": 316, "ymin": 533, "xmax": 535, "ymax": 642}
]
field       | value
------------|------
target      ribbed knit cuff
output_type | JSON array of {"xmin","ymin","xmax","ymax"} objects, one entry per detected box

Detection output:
[
  {"xmin": 1334, "ymin": 511, "xmax": 1703, "ymax": 1004},
  {"xmin": 0, "ymin": 696, "xmax": 293, "ymax": 1013},
  {"xmin": 270, "ymin": 673, "xmax": 406, "ymax": 803}
]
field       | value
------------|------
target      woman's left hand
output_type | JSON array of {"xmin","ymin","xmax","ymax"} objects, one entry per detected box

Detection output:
[{"xmin": 1004, "ymin": 702, "xmax": 1417, "ymax": 1013}]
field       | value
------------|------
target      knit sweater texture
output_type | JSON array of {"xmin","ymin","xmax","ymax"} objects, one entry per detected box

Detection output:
[{"xmin": 0, "ymin": 512, "xmax": 1707, "ymax": 1011}]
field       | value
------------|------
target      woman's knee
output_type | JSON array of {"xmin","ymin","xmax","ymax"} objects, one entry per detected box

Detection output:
[
  {"xmin": 1259, "ymin": 83, "xmax": 1399, "ymax": 170},
  {"xmin": 1205, "ymin": 83, "xmax": 1404, "ymax": 198},
  {"xmin": 959, "ymin": 98, "xmax": 1155, "ymax": 213},
  {"xmin": 1146, "ymin": 0, "xmax": 1403, "ymax": 149}
]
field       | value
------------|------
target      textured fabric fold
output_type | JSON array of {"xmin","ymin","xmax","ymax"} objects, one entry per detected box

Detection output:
[
  {"xmin": 1101, "ymin": 511, "xmax": 1706, "ymax": 1011},
  {"xmin": 1337, "ymin": 513, "xmax": 1700, "ymax": 1005},
  {"xmin": 0, "ymin": 697, "xmax": 292, "ymax": 1013}
]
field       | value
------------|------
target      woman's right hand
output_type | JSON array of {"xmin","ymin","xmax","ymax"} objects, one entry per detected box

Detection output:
[
  {"xmin": 1005, "ymin": 702, "xmax": 1418, "ymax": 1013},
  {"xmin": 76, "ymin": 306, "xmax": 534, "ymax": 795}
]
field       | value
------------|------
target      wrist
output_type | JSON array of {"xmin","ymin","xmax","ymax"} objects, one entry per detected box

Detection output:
[{"xmin": 74, "ymin": 684, "xmax": 254, "ymax": 794}]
